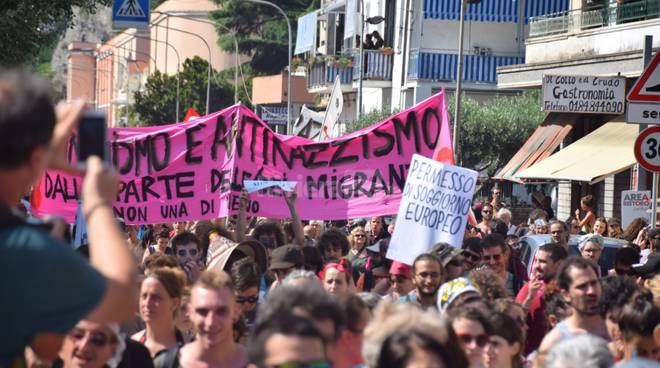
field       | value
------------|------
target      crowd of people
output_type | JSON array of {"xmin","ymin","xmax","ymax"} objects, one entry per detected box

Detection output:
[{"xmin": 2, "ymin": 70, "xmax": 660, "ymax": 368}]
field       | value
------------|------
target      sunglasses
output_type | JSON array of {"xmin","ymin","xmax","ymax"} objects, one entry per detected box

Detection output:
[
  {"xmin": 236, "ymin": 295, "xmax": 259, "ymax": 304},
  {"xmin": 267, "ymin": 361, "xmax": 331, "ymax": 368},
  {"xmin": 463, "ymin": 251, "xmax": 481, "ymax": 262},
  {"xmin": 353, "ymin": 234, "xmax": 366, "ymax": 238},
  {"xmin": 482, "ymin": 253, "xmax": 503, "ymax": 262},
  {"xmin": 177, "ymin": 248, "xmax": 199, "ymax": 257},
  {"xmin": 457, "ymin": 333, "xmax": 489, "ymax": 348},
  {"xmin": 448, "ymin": 259, "xmax": 463, "ymax": 267},
  {"xmin": 69, "ymin": 329, "xmax": 114, "ymax": 347},
  {"xmin": 482, "ymin": 210, "xmax": 493, "ymax": 214}
]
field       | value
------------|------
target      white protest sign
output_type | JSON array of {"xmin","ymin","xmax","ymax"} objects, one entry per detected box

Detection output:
[
  {"xmin": 244, "ymin": 180, "xmax": 297, "ymax": 193},
  {"xmin": 621, "ymin": 190, "xmax": 652, "ymax": 229},
  {"xmin": 386, "ymin": 154, "xmax": 478, "ymax": 265}
]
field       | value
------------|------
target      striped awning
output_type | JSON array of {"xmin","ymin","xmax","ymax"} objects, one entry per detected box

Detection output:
[
  {"xmin": 410, "ymin": 52, "xmax": 523, "ymax": 83},
  {"xmin": 493, "ymin": 113, "xmax": 574, "ymax": 182},
  {"xmin": 423, "ymin": 0, "xmax": 569, "ymax": 23}
]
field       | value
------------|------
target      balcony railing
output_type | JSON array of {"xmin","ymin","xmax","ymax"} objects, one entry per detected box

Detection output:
[
  {"xmin": 353, "ymin": 50, "xmax": 394, "ymax": 81},
  {"xmin": 529, "ymin": 1, "xmax": 660, "ymax": 37},
  {"xmin": 408, "ymin": 50, "xmax": 524, "ymax": 82},
  {"xmin": 307, "ymin": 60, "xmax": 353, "ymax": 90}
]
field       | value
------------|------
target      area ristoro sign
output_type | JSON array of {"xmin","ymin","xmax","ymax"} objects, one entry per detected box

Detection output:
[{"xmin": 542, "ymin": 74, "xmax": 625, "ymax": 114}]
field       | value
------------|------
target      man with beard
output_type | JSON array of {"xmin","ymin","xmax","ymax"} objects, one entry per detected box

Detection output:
[
  {"xmin": 399, "ymin": 253, "xmax": 443, "ymax": 310},
  {"xmin": 179, "ymin": 270, "xmax": 247, "ymax": 367},
  {"xmin": 515, "ymin": 243, "xmax": 567, "ymax": 354},
  {"xmin": 537, "ymin": 257, "xmax": 609, "ymax": 361},
  {"xmin": 549, "ymin": 221, "xmax": 569, "ymax": 251}
]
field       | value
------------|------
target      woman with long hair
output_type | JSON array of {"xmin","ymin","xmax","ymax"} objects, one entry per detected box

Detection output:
[
  {"xmin": 483, "ymin": 312, "xmax": 524, "ymax": 368},
  {"xmin": 575, "ymin": 195, "xmax": 596, "ymax": 234},
  {"xmin": 132, "ymin": 267, "xmax": 187, "ymax": 364}
]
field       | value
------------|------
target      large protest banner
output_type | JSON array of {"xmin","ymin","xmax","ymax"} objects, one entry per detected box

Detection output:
[
  {"xmin": 33, "ymin": 92, "xmax": 449, "ymax": 224},
  {"xmin": 386, "ymin": 154, "xmax": 478, "ymax": 265}
]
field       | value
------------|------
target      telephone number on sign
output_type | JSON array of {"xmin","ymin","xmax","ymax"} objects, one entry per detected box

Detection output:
[{"xmin": 567, "ymin": 100, "xmax": 624, "ymax": 113}]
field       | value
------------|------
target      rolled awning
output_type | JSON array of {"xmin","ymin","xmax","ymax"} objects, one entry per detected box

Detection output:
[
  {"xmin": 294, "ymin": 11, "xmax": 318, "ymax": 55},
  {"xmin": 516, "ymin": 122, "xmax": 638, "ymax": 184},
  {"xmin": 494, "ymin": 113, "xmax": 575, "ymax": 182}
]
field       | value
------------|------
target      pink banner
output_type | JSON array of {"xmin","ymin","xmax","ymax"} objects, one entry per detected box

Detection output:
[{"xmin": 33, "ymin": 92, "xmax": 450, "ymax": 224}]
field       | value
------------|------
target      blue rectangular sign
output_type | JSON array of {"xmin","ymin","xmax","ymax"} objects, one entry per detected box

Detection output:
[{"xmin": 113, "ymin": 0, "xmax": 150, "ymax": 29}]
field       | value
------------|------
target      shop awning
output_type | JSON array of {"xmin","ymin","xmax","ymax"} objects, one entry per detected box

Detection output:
[
  {"xmin": 294, "ymin": 11, "xmax": 318, "ymax": 55},
  {"xmin": 516, "ymin": 122, "xmax": 638, "ymax": 184},
  {"xmin": 493, "ymin": 113, "xmax": 575, "ymax": 182}
]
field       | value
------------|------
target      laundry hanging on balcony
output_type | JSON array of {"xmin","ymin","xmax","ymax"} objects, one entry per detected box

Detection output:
[{"xmin": 295, "ymin": 11, "xmax": 318, "ymax": 55}]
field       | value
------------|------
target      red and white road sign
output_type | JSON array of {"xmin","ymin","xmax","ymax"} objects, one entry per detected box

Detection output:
[
  {"xmin": 628, "ymin": 52, "xmax": 660, "ymax": 103},
  {"xmin": 635, "ymin": 126, "xmax": 660, "ymax": 172}
]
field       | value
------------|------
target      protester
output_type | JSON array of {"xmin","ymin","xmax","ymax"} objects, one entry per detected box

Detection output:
[
  {"xmin": 609, "ymin": 247, "xmax": 640, "ymax": 277},
  {"xmin": 170, "ymin": 232, "xmax": 203, "ymax": 283},
  {"xmin": 318, "ymin": 229, "xmax": 350, "ymax": 263},
  {"xmin": 617, "ymin": 291, "xmax": 660, "ymax": 364},
  {"xmin": 229, "ymin": 257, "xmax": 262, "ymax": 332},
  {"xmin": 549, "ymin": 221, "xmax": 569, "ymax": 251},
  {"xmin": 267, "ymin": 244, "xmax": 304, "ymax": 291},
  {"xmin": 469, "ymin": 269, "xmax": 509, "ymax": 303},
  {"xmin": 496, "ymin": 208, "xmax": 516, "ymax": 235},
  {"xmin": 179, "ymin": 270, "xmax": 247, "ymax": 367},
  {"xmin": 478, "ymin": 204, "xmax": 494, "ymax": 234},
  {"xmin": 462, "ymin": 237, "xmax": 482, "ymax": 271},
  {"xmin": 542, "ymin": 281, "xmax": 572, "ymax": 330},
  {"xmin": 399, "ymin": 253, "xmax": 443, "ymax": 310},
  {"xmin": 534, "ymin": 219, "xmax": 548, "ymax": 234},
  {"xmin": 566, "ymin": 216, "xmax": 581, "ymax": 235},
  {"xmin": 537, "ymin": 257, "xmax": 609, "ymax": 361},
  {"xmin": 0, "ymin": 70, "xmax": 137, "ymax": 365},
  {"xmin": 623, "ymin": 217, "xmax": 648, "ymax": 242},
  {"xmin": 56, "ymin": 320, "xmax": 122, "ymax": 368},
  {"xmin": 544, "ymin": 334, "xmax": 614, "ymax": 368},
  {"xmin": 248, "ymin": 314, "xmax": 328, "ymax": 368},
  {"xmin": 516, "ymin": 243, "xmax": 567, "ymax": 354},
  {"xmin": 132, "ymin": 267, "xmax": 186, "ymax": 361},
  {"xmin": 575, "ymin": 195, "xmax": 596, "ymax": 233},
  {"xmin": 593, "ymin": 217, "xmax": 608, "ymax": 236},
  {"xmin": 483, "ymin": 312, "xmax": 524, "ymax": 368},
  {"xmin": 480, "ymin": 234, "xmax": 525, "ymax": 296},
  {"xmin": 449, "ymin": 307, "xmax": 492, "ymax": 368},
  {"xmin": 608, "ymin": 218, "xmax": 624, "ymax": 239},
  {"xmin": 579, "ymin": 234, "xmax": 604, "ymax": 275},
  {"xmin": 386, "ymin": 261, "xmax": 414, "ymax": 301},
  {"xmin": 431, "ymin": 242, "xmax": 465, "ymax": 282},
  {"xmin": 600, "ymin": 275, "xmax": 642, "ymax": 361},
  {"xmin": 143, "ymin": 228, "xmax": 174, "ymax": 263},
  {"xmin": 362, "ymin": 302, "xmax": 469, "ymax": 368},
  {"xmin": 490, "ymin": 187, "xmax": 506, "ymax": 213},
  {"xmin": 368, "ymin": 216, "xmax": 390, "ymax": 245},
  {"xmin": 348, "ymin": 226, "xmax": 368, "ymax": 261},
  {"xmin": 319, "ymin": 262, "xmax": 351, "ymax": 296},
  {"xmin": 334, "ymin": 294, "xmax": 370, "ymax": 368}
]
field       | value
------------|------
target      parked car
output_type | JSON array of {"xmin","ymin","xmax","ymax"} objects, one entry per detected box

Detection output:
[{"xmin": 517, "ymin": 234, "xmax": 628, "ymax": 278}]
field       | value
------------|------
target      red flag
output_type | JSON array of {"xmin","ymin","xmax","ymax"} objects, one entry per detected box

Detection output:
[
  {"xmin": 184, "ymin": 108, "xmax": 201, "ymax": 122},
  {"xmin": 431, "ymin": 88, "xmax": 477, "ymax": 226}
]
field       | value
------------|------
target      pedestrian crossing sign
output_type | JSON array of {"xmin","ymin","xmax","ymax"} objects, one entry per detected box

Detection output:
[{"xmin": 112, "ymin": 0, "xmax": 150, "ymax": 29}]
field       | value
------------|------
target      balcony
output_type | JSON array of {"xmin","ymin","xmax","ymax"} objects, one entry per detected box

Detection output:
[
  {"xmin": 352, "ymin": 50, "xmax": 394, "ymax": 82},
  {"xmin": 306, "ymin": 59, "xmax": 353, "ymax": 93},
  {"xmin": 408, "ymin": 50, "xmax": 523, "ymax": 83},
  {"xmin": 529, "ymin": 1, "xmax": 660, "ymax": 38}
]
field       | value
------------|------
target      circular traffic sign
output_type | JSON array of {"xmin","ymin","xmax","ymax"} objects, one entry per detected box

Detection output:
[{"xmin": 635, "ymin": 126, "xmax": 660, "ymax": 172}]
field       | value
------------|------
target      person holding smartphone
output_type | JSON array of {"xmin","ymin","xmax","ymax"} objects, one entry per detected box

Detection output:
[{"xmin": 0, "ymin": 70, "xmax": 137, "ymax": 365}]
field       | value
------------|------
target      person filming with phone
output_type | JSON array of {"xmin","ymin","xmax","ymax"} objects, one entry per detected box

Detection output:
[{"xmin": 0, "ymin": 70, "xmax": 137, "ymax": 366}]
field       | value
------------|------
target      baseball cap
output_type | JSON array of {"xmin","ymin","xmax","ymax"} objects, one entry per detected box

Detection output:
[
  {"xmin": 437, "ymin": 247, "xmax": 463, "ymax": 267},
  {"xmin": 633, "ymin": 253, "xmax": 660, "ymax": 279},
  {"xmin": 389, "ymin": 261, "xmax": 412, "ymax": 279},
  {"xmin": 269, "ymin": 244, "xmax": 304, "ymax": 271}
]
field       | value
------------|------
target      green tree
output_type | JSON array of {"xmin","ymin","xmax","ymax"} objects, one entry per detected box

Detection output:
[
  {"xmin": 450, "ymin": 90, "xmax": 546, "ymax": 175},
  {"xmin": 0, "ymin": 0, "xmax": 110, "ymax": 67},
  {"xmin": 132, "ymin": 56, "xmax": 235, "ymax": 126},
  {"xmin": 344, "ymin": 108, "xmax": 400, "ymax": 133},
  {"xmin": 211, "ymin": 0, "xmax": 319, "ymax": 75}
]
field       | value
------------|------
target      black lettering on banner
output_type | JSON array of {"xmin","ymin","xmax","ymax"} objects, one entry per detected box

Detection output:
[
  {"xmin": 229, "ymin": 193, "xmax": 260, "ymax": 213},
  {"xmin": 235, "ymin": 114, "xmax": 249, "ymax": 158},
  {"xmin": 185, "ymin": 123, "xmax": 205, "ymax": 164},
  {"xmin": 389, "ymin": 163, "xmax": 408, "ymax": 192},
  {"xmin": 338, "ymin": 175, "xmax": 353, "ymax": 199},
  {"xmin": 201, "ymin": 199, "xmax": 215, "ymax": 215},
  {"xmin": 368, "ymin": 169, "xmax": 389, "ymax": 196},
  {"xmin": 160, "ymin": 202, "xmax": 189, "ymax": 219},
  {"xmin": 271, "ymin": 137, "xmax": 294, "ymax": 169},
  {"xmin": 114, "ymin": 206, "xmax": 147, "ymax": 223},
  {"xmin": 248, "ymin": 117, "xmax": 259, "ymax": 162},
  {"xmin": 361, "ymin": 134, "xmax": 370, "ymax": 160},
  {"xmin": 302, "ymin": 143, "xmax": 330, "ymax": 169},
  {"xmin": 211, "ymin": 169, "xmax": 231, "ymax": 193},
  {"xmin": 157, "ymin": 174, "xmax": 176, "ymax": 199},
  {"xmin": 230, "ymin": 167, "xmax": 242, "ymax": 191},
  {"xmin": 134, "ymin": 137, "xmax": 150, "ymax": 176},
  {"xmin": 113, "ymin": 140, "xmax": 134, "ymax": 175},
  {"xmin": 372, "ymin": 128, "xmax": 395, "ymax": 157},
  {"xmin": 175, "ymin": 171, "xmax": 195, "ymax": 198},
  {"xmin": 330, "ymin": 173, "xmax": 339, "ymax": 200},
  {"xmin": 123, "ymin": 180, "xmax": 141, "ymax": 203},
  {"xmin": 262, "ymin": 128, "xmax": 270, "ymax": 165},
  {"xmin": 211, "ymin": 117, "xmax": 228, "ymax": 160},
  {"xmin": 151, "ymin": 132, "xmax": 171, "ymax": 171},
  {"xmin": 353, "ymin": 172, "xmax": 370, "ymax": 197},
  {"xmin": 329, "ymin": 138, "xmax": 359, "ymax": 167},
  {"xmin": 44, "ymin": 173, "xmax": 79, "ymax": 201},
  {"xmin": 421, "ymin": 107, "xmax": 441, "ymax": 149},
  {"xmin": 307, "ymin": 175, "xmax": 329, "ymax": 199},
  {"xmin": 392, "ymin": 112, "xmax": 421, "ymax": 155}
]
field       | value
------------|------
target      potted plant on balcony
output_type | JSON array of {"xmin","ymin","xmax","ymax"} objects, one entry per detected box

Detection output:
[
  {"xmin": 291, "ymin": 56, "xmax": 302, "ymax": 71},
  {"xmin": 338, "ymin": 55, "xmax": 353, "ymax": 68},
  {"xmin": 381, "ymin": 47, "xmax": 394, "ymax": 55}
]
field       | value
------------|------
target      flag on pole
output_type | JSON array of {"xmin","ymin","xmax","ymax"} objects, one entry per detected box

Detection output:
[
  {"xmin": 431, "ymin": 88, "xmax": 477, "ymax": 226},
  {"xmin": 321, "ymin": 75, "xmax": 343, "ymax": 140},
  {"xmin": 184, "ymin": 108, "xmax": 201, "ymax": 122}
]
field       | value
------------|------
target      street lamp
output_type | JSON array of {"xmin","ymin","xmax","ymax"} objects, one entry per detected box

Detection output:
[
  {"xmin": 244, "ymin": 0, "xmax": 292, "ymax": 134},
  {"xmin": 356, "ymin": 4, "xmax": 386, "ymax": 120},
  {"xmin": 453, "ymin": 0, "xmax": 481, "ymax": 163}
]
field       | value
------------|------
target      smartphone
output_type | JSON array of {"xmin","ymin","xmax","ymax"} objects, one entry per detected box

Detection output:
[{"xmin": 77, "ymin": 110, "xmax": 107, "ymax": 164}]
